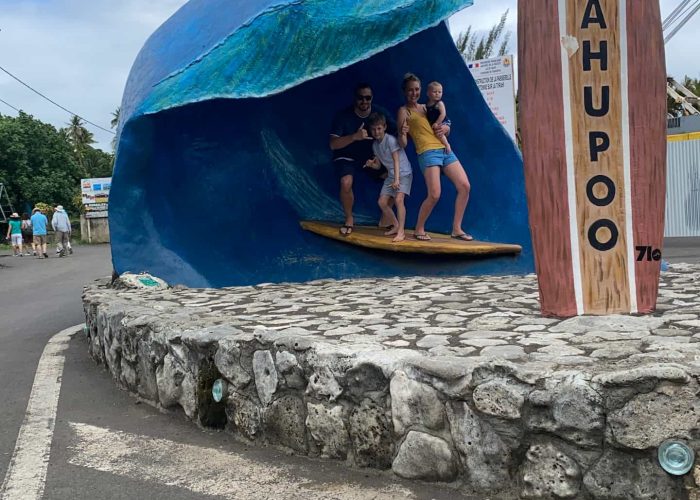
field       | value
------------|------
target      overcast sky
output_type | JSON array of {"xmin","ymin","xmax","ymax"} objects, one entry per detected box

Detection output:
[{"xmin": 1, "ymin": 0, "xmax": 698, "ymax": 152}]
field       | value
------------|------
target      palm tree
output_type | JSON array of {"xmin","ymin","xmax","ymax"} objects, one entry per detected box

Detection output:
[
  {"xmin": 66, "ymin": 115, "xmax": 95, "ymax": 175},
  {"xmin": 456, "ymin": 10, "xmax": 511, "ymax": 61},
  {"xmin": 110, "ymin": 107, "xmax": 121, "ymax": 151}
]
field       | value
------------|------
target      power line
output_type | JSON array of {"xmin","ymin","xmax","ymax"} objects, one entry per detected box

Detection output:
[
  {"xmin": 0, "ymin": 64, "xmax": 115, "ymax": 134},
  {"xmin": 0, "ymin": 96, "xmax": 20, "ymax": 112}
]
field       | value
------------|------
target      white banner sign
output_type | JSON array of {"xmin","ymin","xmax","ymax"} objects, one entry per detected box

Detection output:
[
  {"xmin": 467, "ymin": 55, "xmax": 517, "ymax": 142},
  {"xmin": 81, "ymin": 177, "xmax": 111, "ymax": 218}
]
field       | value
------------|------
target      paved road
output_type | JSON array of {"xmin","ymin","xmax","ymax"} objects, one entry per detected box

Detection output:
[{"xmin": 0, "ymin": 245, "xmax": 470, "ymax": 499}]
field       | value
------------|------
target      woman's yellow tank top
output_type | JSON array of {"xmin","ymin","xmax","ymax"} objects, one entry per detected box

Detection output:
[{"xmin": 405, "ymin": 106, "xmax": 444, "ymax": 154}]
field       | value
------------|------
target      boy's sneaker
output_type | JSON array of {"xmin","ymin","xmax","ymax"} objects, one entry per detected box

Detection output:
[
  {"xmin": 43, "ymin": 253, "xmax": 49, "ymax": 259},
  {"xmin": 59, "ymin": 249, "xmax": 65, "ymax": 257},
  {"xmin": 32, "ymin": 251, "xmax": 37, "ymax": 256},
  {"xmin": 69, "ymin": 248, "xmax": 73, "ymax": 255}
]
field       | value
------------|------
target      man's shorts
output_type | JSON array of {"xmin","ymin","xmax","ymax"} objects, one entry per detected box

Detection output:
[
  {"xmin": 334, "ymin": 159, "xmax": 387, "ymax": 181},
  {"xmin": 380, "ymin": 173, "xmax": 413, "ymax": 198},
  {"xmin": 33, "ymin": 234, "xmax": 47, "ymax": 245},
  {"xmin": 11, "ymin": 234, "xmax": 22, "ymax": 245},
  {"xmin": 417, "ymin": 148, "xmax": 459, "ymax": 173}
]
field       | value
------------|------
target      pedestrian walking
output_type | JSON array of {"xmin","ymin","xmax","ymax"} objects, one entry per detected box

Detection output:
[
  {"xmin": 30, "ymin": 207, "xmax": 49, "ymax": 258},
  {"xmin": 51, "ymin": 205, "xmax": 72, "ymax": 257}
]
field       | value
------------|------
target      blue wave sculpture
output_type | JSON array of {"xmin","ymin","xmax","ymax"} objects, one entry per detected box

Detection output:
[{"xmin": 111, "ymin": 0, "xmax": 533, "ymax": 287}]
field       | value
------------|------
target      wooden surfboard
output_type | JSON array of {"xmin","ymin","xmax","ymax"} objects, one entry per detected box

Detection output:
[
  {"xmin": 300, "ymin": 221, "xmax": 522, "ymax": 256},
  {"xmin": 519, "ymin": 0, "xmax": 666, "ymax": 316}
]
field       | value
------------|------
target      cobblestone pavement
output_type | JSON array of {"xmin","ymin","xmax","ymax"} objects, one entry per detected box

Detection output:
[{"xmin": 91, "ymin": 263, "xmax": 700, "ymax": 373}]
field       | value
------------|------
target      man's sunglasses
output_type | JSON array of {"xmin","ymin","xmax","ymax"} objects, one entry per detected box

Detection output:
[{"xmin": 356, "ymin": 95, "xmax": 373, "ymax": 102}]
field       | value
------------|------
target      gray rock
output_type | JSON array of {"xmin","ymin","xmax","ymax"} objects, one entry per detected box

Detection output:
[
  {"xmin": 473, "ymin": 380, "xmax": 526, "ymax": 419},
  {"xmin": 527, "ymin": 376, "xmax": 604, "ymax": 447},
  {"xmin": 520, "ymin": 442, "xmax": 581, "ymax": 498},
  {"xmin": 306, "ymin": 365, "xmax": 343, "ymax": 401},
  {"xmin": 156, "ymin": 353, "xmax": 196, "ymax": 418},
  {"xmin": 392, "ymin": 431, "xmax": 457, "ymax": 482},
  {"xmin": 344, "ymin": 363, "xmax": 388, "ymax": 402},
  {"xmin": 480, "ymin": 345, "xmax": 526, "ymax": 360},
  {"xmin": 305, "ymin": 403, "xmax": 349, "ymax": 459},
  {"xmin": 415, "ymin": 335, "xmax": 450, "ymax": 348},
  {"xmin": 583, "ymin": 449, "xmax": 683, "ymax": 499},
  {"xmin": 446, "ymin": 401, "xmax": 511, "ymax": 490},
  {"xmin": 252, "ymin": 350, "xmax": 278, "ymax": 406},
  {"xmin": 275, "ymin": 350, "xmax": 299, "ymax": 373},
  {"xmin": 263, "ymin": 395, "xmax": 307, "ymax": 453},
  {"xmin": 608, "ymin": 382, "xmax": 700, "ymax": 449},
  {"xmin": 348, "ymin": 400, "xmax": 393, "ymax": 469},
  {"xmin": 550, "ymin": 315, "xmax": 667, "ymax": 334},
  {"xmin": 214, "ymin": 340, "xmax": 252, "ymax": 389},
  {"xmin": 390, "ymin": 371, "xmax": 445, "ymax": 435},
  {"xmin": 136, "ymin": 339, "xmax": 159, "ymax": 401},
  {"xmin": 592, "ymin": 364, "xmax": 690, "ymax": 386},
  {"xmin": 225, "ymin": 390, "xmax": 261, "ymax": 440}
]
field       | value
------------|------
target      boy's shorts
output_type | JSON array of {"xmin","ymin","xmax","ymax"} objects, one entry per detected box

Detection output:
[
  {"xmin": 11, "ymin": 234, "xmax": 22, "ymax": 245},
  {"xmin": 33, "ymin": 234, "xmax": 47, "ymax": 245},
  {"xmin": 417, "ymin": 148, "xmax": 459, "ymax": 173},
  {"xmin": 380, "ymin": 173, "xmax": 412, "ymax": 198}
]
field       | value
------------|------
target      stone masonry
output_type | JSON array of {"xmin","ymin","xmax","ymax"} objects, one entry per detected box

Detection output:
[{"xmin": 83, "ymin": 264, "xmax": 700, "ymax": 499}]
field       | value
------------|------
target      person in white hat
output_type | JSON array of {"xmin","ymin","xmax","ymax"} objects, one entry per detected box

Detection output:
[
  {"xmin": 51, "ymin": 205, "xmax": 72, "ymax": 257},
  {"xmin": 5, "ymin": 213, "xmax": 24, "ymax": 256}
]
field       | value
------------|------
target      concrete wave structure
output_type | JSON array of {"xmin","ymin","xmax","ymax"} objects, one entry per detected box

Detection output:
[{"xmin": 111, "ymin": 0, "xmax": 532, "ymax": 287}]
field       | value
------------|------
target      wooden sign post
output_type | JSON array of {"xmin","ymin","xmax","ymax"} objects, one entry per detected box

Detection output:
[{"xmin": 519, "ymin": 0, "xmax": 667, "ymax": 317}]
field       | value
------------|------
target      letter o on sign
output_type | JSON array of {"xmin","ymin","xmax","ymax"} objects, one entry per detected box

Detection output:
[
  {"xmin": 588, "ymin": 219, "xmax": 619, "ymax": 251},
  {"xmin": 586, "ymin": 175, "xmax": 616, "ymax": 206}
]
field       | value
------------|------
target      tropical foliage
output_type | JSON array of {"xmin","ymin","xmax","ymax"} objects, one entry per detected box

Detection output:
[
  {"xmin": 0, "ymin": 111, "xmax": 113, "ymax": 214},
  {"xmin": 456, "ymin": 10, "xmax": 511, "ymax": 61}
]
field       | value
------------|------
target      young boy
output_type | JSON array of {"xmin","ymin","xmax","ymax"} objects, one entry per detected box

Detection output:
[
  {"xmin": 363, "ymin": 112, "xmax": 413, "ymax": 242},
  {"xmin": 425, "ymin": 81, "xmax": 452, "ymax": 153}
]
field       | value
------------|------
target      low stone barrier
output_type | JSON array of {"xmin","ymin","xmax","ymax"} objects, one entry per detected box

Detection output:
[{"xmin": 83, "ymin": 267, "xmax": 700, "ymax": 498}]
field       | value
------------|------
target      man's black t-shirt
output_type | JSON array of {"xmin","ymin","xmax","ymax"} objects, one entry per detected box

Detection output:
[{"xmin": 330, "ymin": 105, "xmax": 397, "ymax": 163}]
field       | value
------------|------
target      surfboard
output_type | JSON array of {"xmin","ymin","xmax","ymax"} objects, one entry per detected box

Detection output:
[
  {"xmin": 519, "ymin": 0, "xmax": 666, "ymax": 316},
  {"xmin": 300, "ymin": 221, "xmax": 522, "ymax": 256}
]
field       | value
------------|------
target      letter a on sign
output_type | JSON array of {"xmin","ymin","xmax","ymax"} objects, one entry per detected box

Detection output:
[{"xmin": 518, "ymin": 0, "xmax": 667, "ymax": 317}]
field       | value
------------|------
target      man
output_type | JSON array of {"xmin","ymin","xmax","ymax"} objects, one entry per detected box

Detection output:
[
  {"xmin": 30, "ymin": 207, "xmax": 49, "ymax": 259},
  {"xmin": 51, "ymin": 205, "xmax": 72, "ymax": 257},
  {"xmin": 329, "ymin": 83, "xmax": 396, "ymax": 235}
]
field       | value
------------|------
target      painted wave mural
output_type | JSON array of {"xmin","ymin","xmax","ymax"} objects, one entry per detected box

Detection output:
[{"xmin": 110, "ymin": 0, "xmax": 533, "ymax": 287}]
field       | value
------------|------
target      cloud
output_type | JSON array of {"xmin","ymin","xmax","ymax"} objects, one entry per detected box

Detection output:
[{"xmin": 0, "ymin": 0, "xmax": 698, "ymax": 152}]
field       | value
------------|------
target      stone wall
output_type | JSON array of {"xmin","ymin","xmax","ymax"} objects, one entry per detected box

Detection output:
[{"xmin": 83, "ymin": 278, "xmax": 700, "ymax": 499}]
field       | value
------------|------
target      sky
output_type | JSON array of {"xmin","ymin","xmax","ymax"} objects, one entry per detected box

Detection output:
[{"xmin": 1, "ymin": 0, "xmax": 698, "ymax": 152}]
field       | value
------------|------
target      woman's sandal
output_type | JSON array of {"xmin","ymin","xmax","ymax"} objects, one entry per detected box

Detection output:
[
  {"xmin": 339, "ymin": 225, "xmax": 354, "ymax": 236},
  {"xmin": 414, "ymin": 233, "xmax": 431, "ymax": 241}
]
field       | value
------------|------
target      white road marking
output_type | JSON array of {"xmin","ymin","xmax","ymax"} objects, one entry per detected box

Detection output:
[
  {"xmin": 68, "ymin": 422, "xmax": 415, "ymax": 500},
  {"xmin": 1, "ymin": 325, "xmax": 82, "ymax": 500}
]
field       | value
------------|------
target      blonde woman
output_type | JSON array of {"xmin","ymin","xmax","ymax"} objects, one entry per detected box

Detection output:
[{"xmin": 397, "ymin": 73, "xmax": 472, "ymax": 241}]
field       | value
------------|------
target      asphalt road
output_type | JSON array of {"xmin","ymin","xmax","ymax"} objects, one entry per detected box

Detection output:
[{"xmin": 0, "ymin": 244, "xmax": 472, "ymax": 500}]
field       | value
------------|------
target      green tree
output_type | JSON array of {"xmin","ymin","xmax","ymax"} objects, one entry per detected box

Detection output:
[
  {"xmin": 456, "ymin": 10, "xmax": 511, "ymax": 61},
  {"xmin": 65, "ymin": 115, "xmax": 95, "ymax": 176},
  {"xmin": 0, "ymin": 111, "xmax": 112, "ymax": 212},
  {"xmin": 110, "ymin": 106, "xmax": 120, "ymax": 151},
  {"xmin": 0, "ymin": 112, "xmax": 81, "ymax": 211}
]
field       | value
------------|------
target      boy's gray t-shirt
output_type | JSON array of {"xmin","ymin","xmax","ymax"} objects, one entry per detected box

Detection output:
[{"xmin": 372, "ymin": 134, "xmax": 412, "ymax": 180}]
